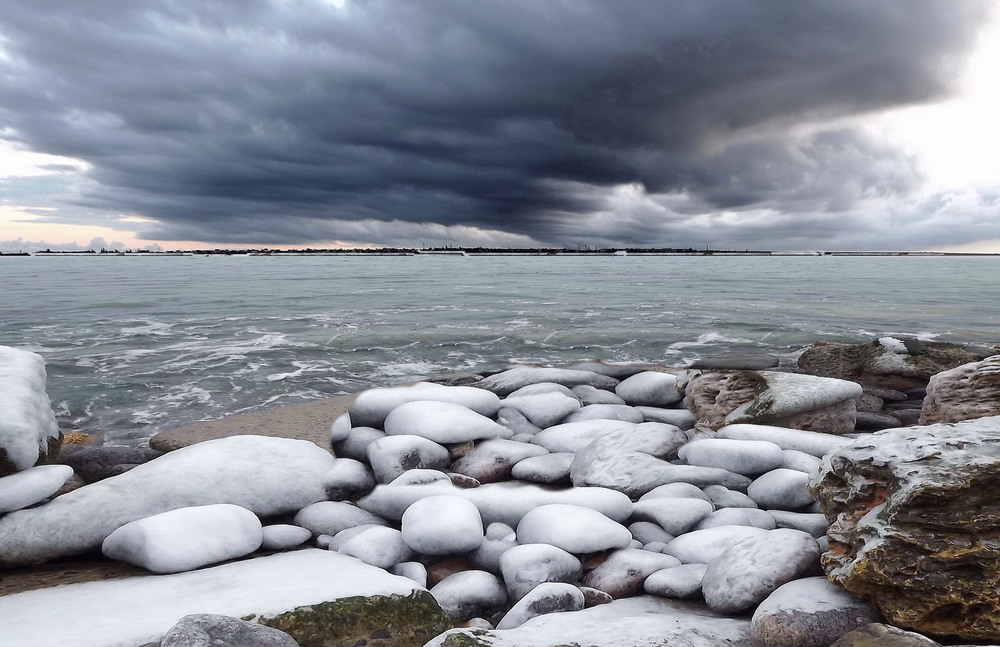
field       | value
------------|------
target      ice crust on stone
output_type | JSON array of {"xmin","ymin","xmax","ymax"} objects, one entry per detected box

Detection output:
[
  {"xmin": 401, "ymin": 494, "xmax": 484, "ymax": 554},
  {"xmin": 0, "ymin": 346, "xmax": 60, "ymax": 473},
  {"xmin": 615, "ymin": 371, "xmax": 682, "ymax": 406},
  {"xmin": 510, "ymin": 452, "xmax": 574, "ymax": 484},
  {"xmin": 383, "ymin": 400, "xmax": 509, "ymax": 443},
  {"xmin": 0, "ymin": 436, "xmax": 334, "ymax": 566},
  {"xmin": 718, "ymin": 424, "xmax": 851, "ymax": 457},
  {"xmin": 632, "ymin": 497, "xmax": 715, "ymax": 535},
  {"xmin": 499, "ymin": 542, "xmax": 582, "ymax": 601},
  {"xmin": 644, "ymin": 563, "xmax": 708, "ymax": 598},
  {"xmin": 500, "ymin": 392, "xmax": 582, "ymax": 428},
  {"xmin": 337, "ymin": 525, "xmax": 412, "ymax": 569},
  {"xmin": 0, "ymin": 464, "xmax": 74, "ymax": 513},
  {"xmin": 747, "ymin": 469, "xmax": 814, "ymax": 510},
  {"xmin": 679, "ymin": 438, "xmax": 785, "ymax": 476},
  {"xmin": 260, "ymin": 524, "xmax": 312, "ymax": 551},
  {"xmin": 665, "ymin": 525, "xmax": 770, "ymax": 564},
  {"xmin": 431, "ymin": 570, "xmax": 507, "ymax": 623},
  {"xmin": 477, "ymin": 367, "xmax": 620, "ymax": 396},
  {"xmin": 636, "ymin": 406, "xmax": 697, "ymax": 429},
  {"xmin": 496, "ymin": 581, "xmax": 585, "ymax": 629},
  {"xmin": 0, "ymin": 550, "xmax": 423, "ymax": 647},
  {"xmin": 517, "ymin": 504, "xmax": 632, "ymax": 554},
  {"xmin": 348, "ymin": 382, "xmax": 502, "ymax": 427},
  {"xmin": 102, "ymin": 504, "xmax": 263, "ymax": 573},
  {"xmin": 293, "ymin": 500, "xmax": 388, "ymax": 537},
  {"xmin": 366, "ymin": 434, "xmax": 451, "ymax": 483},
  {"xmin": 531, "ymin": 419, "xmax": 636, "ymax": 453}
]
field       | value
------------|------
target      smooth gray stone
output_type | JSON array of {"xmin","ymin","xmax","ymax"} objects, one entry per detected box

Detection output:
[
  {"xmin": 644, "ymin": 563, "xmax": 708, "ymax": 599},
  {"xmin": 62, "ymin": 446, "xmax": 162, "ymax": 484},
  {"xmin": 161, "ymin": 613, "xmax": 300, "ymax": 647},
  {"xmin": 747, "ymin": 469, "xmax": 814, "ymax": 510}
]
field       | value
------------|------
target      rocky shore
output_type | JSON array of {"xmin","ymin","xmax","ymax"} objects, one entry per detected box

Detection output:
[{"xmin": 1, "ymin": 337, "xmax": 999, "ymax": 647}]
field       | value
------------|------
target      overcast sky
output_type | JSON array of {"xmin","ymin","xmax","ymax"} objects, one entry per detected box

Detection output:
[{"xmin": 1, "ymin": 0, "xmax": 998, "ymax": 251}]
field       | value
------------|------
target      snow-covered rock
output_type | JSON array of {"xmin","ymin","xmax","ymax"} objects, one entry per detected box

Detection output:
[
  {"xmin": 160, "ymin": 613, "xmax": 299, "ymax": 647},
  {"xmin": 510, "ymin": 452, "xmax": 575, "ymax": 484},
  {"xmin": 260, "ymin": 524, "xmax": 311, "ymax": 551},
  {"xmin": 359, "ymin": 480, "xmax": 632, "ymax": 527},
  {"xmin": 477, "ymin": 367, "xmax": 619, "ymax": 396},
  {"xmin": 664, "ymin": 525, "xmax": 770, "ymax": 564},
  {"xmin": 366, "ymin": 434, "xmax": 451, "ymax": 483},
  {"xmin": 679, "ymin": 438, "xmax": 785, "ymax": 476},
  {"xmin": 507, "ymin": 382, "xmax": 578, "ymax": 398},
  {"xmin": 702, "ymin": 485, "xmax": 758, "ymax": 509},
  {"xmin": 572, "ymin": 384, "xmax": 627, "ymax": 405},
  {"xmin": 722, "ymin": 372, "xmax": 863, "ymax": 434},
  {"xmin": 0, "ymin": 463, "xmax": 74, "ymax": 513},
  {"xmin": 384, "ymin": 400, "xmax": 509, "ymax": 443},
  {"xmin": 532, "ymin": 419, "xmax": 637, "ymax": 453},
  {"xmin": 426, "ymin": 596, "xmax": 750, "ymax": 647},
  {"xmin": 636, "ymin": 406, "xmax": 697, "ymax": 429},
  {"xmin": 582, "ymin": 548, "xmax": 682, "ymax": 598},
  {"xmin": 393, "ymin": 561, "xmax": 428, "ymax": 587},
  {"xmin": 323, "ymin": 458, "xmax": 375, "ymax": 501},
  {"xmin": 0, "ymin": 550, "xmax": 447, "ymax": 647},
  {"xmin": 496, "ymin": 582, "xmax": 585, "ymax": 629},
  {"xmin": 102, "ymin": 504, "xmax": 262, "ymax": 573},
  {"xmin": 631, "ymin": 497, "xmax": 715, "ymax": 535},
  {"xmin": 499, "ymin": 543, "xmax": 582, "ymax": 601},
  {"xmin": 644, "ymin": 563, "xmax": 708, "ymax": 598},
  {"xmin": 780, "ymin": 449, "xmax": 823, "ymax": 474},
  {"xmin": 0, "ymin": 436, "xmax": 334, "ymax": 567},
  {"xmin": 497, "ymin": 407, "xmax": 544, "ymax": 436},
  {"xmin": 629, "ymin": 521, "xmax": 674, "ymax": 545},
  {"xmin": 693, "ymin": 507, "xmax": 776, "ymax": 531},
  {"xmin": 0, "ymin": 346, "xmax": 60, "ymax": 477},
  {"xmin": 470, "ymin": 521, "xmax": 518, "ymax": 573},
  {"xmin": 329, "ymin": 412, "xmax": 352, "ymax": 443},
  {"xmin": 751, "ymin": 577, "xmax": 881, "ymax": 647},
  {"xmin": 747, "ymin": 469, "xmax": 814, "ymax": 510},
  {"xmin": 348, "ymin": 382, "xmax": 502, "ymax": 428},
  {"xmin": 401, "ymin": 494, "xmax": 484, "ymax": 554},
  {"xmin": 431, "ymin": 570, "xmax": 508, "ymax": 623},
  {"xmin": 338, "ymin": 525, "xmax": 412, "ymax": 569},
  {"xmin": 334, "ymin": 426, "xmax": 385, "ymax": 461},
  {"xmin": 768, "ymin": 510, "xmax": 828, "ymax": 537},
  {"xmin": 639, "ymin": 482, "xmax": 711, "ymax": 502},
  {"xmin": 562, "ymin": 403, "xmax": 646, "ymax": 423},
  {"xmin": 500, "ymin": 392, "xmax": 582, "ymax": 428},
  {"xmin": 293, "ymin": 500, "xmax": 388, "ymax": 537},
  {"xmin": 718, "ymin": 424, "xmax": 852, "ymax": 458},
  {"xmin": 615, "ymin": 371, "xmax": 683, "ymax": 407},
  {"xmin": 451, "ymin": 439, "xmax": 549, "ymax": 483},
  {"xmin": 517, "ymin": 504, "xmax": 632, "ymax": 554},
  {"xmin": 701, "ymin": 529, "xmax": 822, "ymax": 613}
]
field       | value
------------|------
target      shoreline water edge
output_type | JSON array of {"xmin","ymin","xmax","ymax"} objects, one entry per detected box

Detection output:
[{"xmin": 2, "ymin": 335, "xmax": 1000, "ymax": 647}]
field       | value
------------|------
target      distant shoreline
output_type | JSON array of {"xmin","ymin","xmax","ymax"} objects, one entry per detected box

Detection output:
[{"xmin": 4, "ymin": 248, "xmax": 999, "ymax": 257}]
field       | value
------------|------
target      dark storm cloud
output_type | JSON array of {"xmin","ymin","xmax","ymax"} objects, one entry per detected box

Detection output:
[{"xmin": 0, "ymin": 0, "xmax": 988, "ymax": 246}]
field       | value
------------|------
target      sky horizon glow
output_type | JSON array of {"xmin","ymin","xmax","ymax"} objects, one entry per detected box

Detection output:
[{"xmin": 1, "ymin": 1, "xmax": 998, "ymax": 253}]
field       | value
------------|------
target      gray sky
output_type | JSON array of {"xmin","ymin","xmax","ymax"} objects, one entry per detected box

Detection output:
[{"xmin": 1, "ymin": 0, "xmax": 998, "ymax": 251}]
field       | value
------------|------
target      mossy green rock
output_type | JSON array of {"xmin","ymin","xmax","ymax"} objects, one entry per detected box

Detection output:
[{"xmin": 257, "ymin": 590, "xmax": 450, "ymax": 647}]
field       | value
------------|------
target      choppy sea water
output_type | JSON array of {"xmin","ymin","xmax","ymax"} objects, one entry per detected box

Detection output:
[{"xmin": 1, "ymin": 254, "xmax": 997, "ymax": 445}]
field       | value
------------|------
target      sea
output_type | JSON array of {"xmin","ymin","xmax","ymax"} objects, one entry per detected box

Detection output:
[{"xmin": 1, "ymin": 253, "xmax": 997, "ymax": 445}]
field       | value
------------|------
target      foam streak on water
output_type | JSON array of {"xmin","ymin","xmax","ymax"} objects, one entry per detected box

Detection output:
[{"xmin": 1, "ymin": 254, "xmax": 997, "ymax": 444}]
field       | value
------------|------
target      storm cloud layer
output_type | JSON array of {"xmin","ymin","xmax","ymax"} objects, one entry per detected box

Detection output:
[{"xmin": 0, "ymin": 1, "xmax": 990, "ymax": 248}]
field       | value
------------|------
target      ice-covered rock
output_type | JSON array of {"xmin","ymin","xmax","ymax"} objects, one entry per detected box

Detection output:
[
  {"xmin": 477, "ymin": 367, "xmax": 619, "ymax": 396},
  {"xmin": 500, "ymin": 392, "xmax": 582, "ymax": 428},
  {"xmin": 532, "ymin": 419, "xmax": 636, "ymax": 453},
  {"xmin": 702, "ymin": 484, "xmax": 758, "ymax": 509},
  {"xmin": 323, "ymin": 457, "xmax": 375, "ymax": 501},
  {"xmin": 748, "ymin": 469, "xmax": 814, "ymax": 510},
  {"xmin": 329, "ymin": 412, "xmax": 352, "ymax": 443},
  {"xmin": 562, "ymin": 404, "xmax": 645, "ymax": 423},
  {"xmin": 401, "ymin": 494, "xmax": 484, "ymax": 554},
  {"xmin": 366, "ymin": 434, "xmax": 451, "ymax": 483},
  {"xmin": 102, "ymin": 503, "xmax": 262, "ymax": 573},
  {"xmin": 507, "ymin": 382, "xmax": 578, "ymax": 398},
  {"xmin": 0, "ymin": 346, "xmax": 60, "ymax": 477},
  {"xmin": 768, "ymin": 510, "xmax": 828, "ymax": 537},
  {"xmin": 644, "ymin": 563, "xmax": 707, "ymax": 598},
  {"xmin": 338, "ymin": 525, "xmax": 412, "ymax": 569},
  {"xmin": 496, "ymin": 582, "xmax": 585, "ymax": 629},
  {"xmin": 293, "ymin": 500, "xmax": 388, "ymax": 537},
  {"xmin": 360, "ymin": 480, "xmax": 632, "ymax": 527},
  {"xmin": 582, "ymin": 548, "xmax": 682, "ymax": 598},
  {"xmin": 718, "ymin": 423, "xmax": 852, "ymax": 457},
  {"xmin": 751, "ymin": 577, "xmax": 881, "ymax": 647},
  {"xmin": 348, "ymin": 382, "xmax": 502, "ymax": 428},
  {"xmin": 517, "ymin": 504, "xmax": 632, "ymax": 554},
  {"xmin": 615, "ymin": 371, "xmax": 682, "ymax": 407},
  {"xmin": 629, "ymin": 521, "xmax": 674, "ymax": 545},
  {"xmin": 920, "ymin": 355, "xmax": 1000, "ymax": 424},
  {"xmin": 0, "ymin": 550, "xmax": 448, "ymax": 647},
  {"xmin": 384, "ymin": 400, "xmax": 509, "ymax": 443},
  {"xmin": 260, "ymin": 524, "xmax": 311, "ymax": 551},
  {"xmin": 499, "ymin": 543, "xmax": 582, "ymax": 601},
  {"xmin": 393, "ymin": 561, "xmax": 428, "ymax": 587},
  {"xmin": 639, "ymin": 482, "xmax": 711, "ymax": 502},
  {"xmin": 724, "ymin": 371, "xmax": 862, "ymax": 433},
  {"xmin": 631, "ymin": 497, "xmax": 715, "ymax": 535},
  {"xmin": 0, "ymin": 436, "xmax": 333, "ymax": 567},
  {"xmin": 0, "ymin": 463, "xmax": 74, "ymax": 513},
  {"xmin": 781, "ymin": 449, "xmax": 823, "ymax": 474},
  {"xmin": 470, "ymin": 522, "xmax": 518, "ymax": 573},
  {"xmin": 572, "ymin": 384, "xmax": 626, "ymax": 405},
  {"xmin": 160, "ymin": 613, "xmax": 300, "ymax": 647},
  {"xmin": 635, "ymin": 406, "xmax": 697, "ymax": 429},
  {"xmin": 693, "ymin": 507, "xmax": 776, "ymax": 530},
  {"xmin": 509, "ymin": 452, "xmax": 574, "ymax": 484},
  {"xmin": 426, "ymin": 596, "xmax": 750, "ymax": 647},
  {"xmin": 496, "ymin": 407, "xmax": 544, "ymax": 436},
  {"xmin": 679, "ymin": 438, "xmax": 785, "ymax": 476},
  {"xmin": 334, "ymin": 426, "xmax": 385, "ymax": 461},
  {"xmin": 664, "ymin": 525, "xmax": 770, "ymax": 564},
  {"xmin": 389, "ymin": 468, "xmax": 452, "ymax": 486},
  {"xmin": 431, "ymin": 570, "xmax": 508, "ymax": 624},
  {"xmin": 701, "ymin": 528, "xmax": 822, "ymax": 613},
  {"xmin": 451, "ymin": 439, "xmax": 549, "ymax": 483}
]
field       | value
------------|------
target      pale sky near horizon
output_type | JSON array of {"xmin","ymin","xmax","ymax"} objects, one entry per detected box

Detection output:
[{"xmin": 1, "ymin": 1, "xmax": 998, "ymax": 252}]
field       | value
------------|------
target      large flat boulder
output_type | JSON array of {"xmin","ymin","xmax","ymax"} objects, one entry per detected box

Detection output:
[
  {"xmin": 0, "ymin": 346, "xmax": 60, "ymax": 477},
  {"xmin": 0, "ymin": 550, "xmax": 449, "ymax": 647},
  {"xmin": 809, "ymin": 417, "xmax": 1000, "ymax": 641},
  {"xmin": 0, "ymin": 435, "xmax": 334, "ymax": 566},
  {"xmin": 919, "ymin": 355, "xmax": 1000, "ymax": 424}
]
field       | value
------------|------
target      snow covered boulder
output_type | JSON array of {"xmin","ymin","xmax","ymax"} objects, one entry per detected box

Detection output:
[
  {"xmin": 476, "ymin": 367, "xmax": 619, "ymax": 396},
  {"xmin": 614, "ymin": 371, "xmax": 683, "ymax": 406},
  {"xmin": 582, "ymin": 548, "xmax": 682, "ymax": 598},
  {"xmin": 500, "ymin": 392, "xmax": 582, "ymax": 428},
  {"xmin": 0, "ymin": 435, "xmax": 334, "ymax": 566},
  {"xmin": 516, "ymin": 504, "xmax": 632, "ymax": 554},
  {"xmin": 451, "ymin": 439, "xmax": 548, "ymax": 483},
  {"xmin": 718, "ymin": 423, "xmax": 852, "ymax": 458},
  {"xmin": 0, "ymin": 464, "xmax": 74, "ymax": 513},
  {"xmin": 496, "ymin": 582, "xmax": 585, "ymax": 629},
  {"xmin": 0, "ymin": 346, "xmax": 61, "ymax": 477},
  {"xmin": 431, "ymin": 570, "xmax": 508, "ymax": 624},
  {"xmin": 366, "ymin": 434, "xmax": 451, "ymax": 483},
  {"xmin": 532, "ymin": 419, "xmax": 637, "ymax": 453},
  {"xmin": 920, "ymin": 354, "xmax": 1000, "ymax": 424},
  {"xmin": 679, "ymin": 438, "xmax": 785, "ymax": 476},
  {"xmin": 348, "ymin": 382, "xmax": 502, "ymax": 428},
  {"xmin": 499, "ymin": 543, "xmax": 582, "ymax": 601},
  {"xmin": 102, "ymin": 504, "xmax": 263, "ymax": 574},
  {"xmin": 338, "ymin": 525, "xmax": 412, "ymax": 569},
  {"xmin": 751, "ymin": 577, "xmax": 881, "ymax": 647},
  {"xmin": 0, "ymin": 550, "xmax": 450, "ymax": 647},
  {"xmin": 401, "ymin": 495, "xmax": 484, "ymax": 555},
  {"xmin": 384, "ymin": 400, "xmax": 509, "ymax": 444}
]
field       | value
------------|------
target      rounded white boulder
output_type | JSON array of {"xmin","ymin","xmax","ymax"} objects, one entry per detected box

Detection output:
[
  {"xmin": 516, "ymin": 504, "xmax": 632, "ymax": 554},
  {"xmin": 747, "ymin": 469, "xmax": 814, "ymax": 510},
  {"xmin": 384, "ymin": 400, "xmax": 508, "ymax": 444},
  {"xmin": 679, "ymin": 438, "xmax": 785, "ymax": 476},
  {"xmin": 401, "ymin": 495, "xmax": 484, "ymax": 555},
  {"xmin": 614, "ymin": 371, "xmax": 682, "ymax": 407}
]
